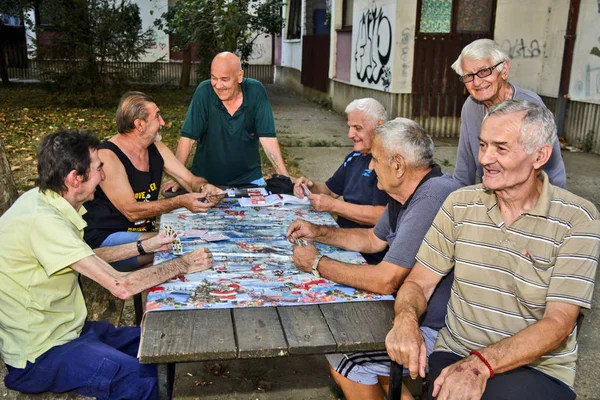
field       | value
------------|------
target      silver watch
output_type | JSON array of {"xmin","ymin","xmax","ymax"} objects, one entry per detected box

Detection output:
[{"xmin": 311, "ymin": 254, "xmax": 324, "ymax": 278}]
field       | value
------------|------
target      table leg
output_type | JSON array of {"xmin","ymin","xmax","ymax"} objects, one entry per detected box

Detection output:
[
  {"xmin": 134, "ymin": 293, "xmax": 143, "ymax": 326},
  {"xmin": 157, "ymin": 363, "xmax": 175, "ymax": 400},
  {"xmin": 388, "ymin": 361, "xmax": 403, "ymax": 400}
]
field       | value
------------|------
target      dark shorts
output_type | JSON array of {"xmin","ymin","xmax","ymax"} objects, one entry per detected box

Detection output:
[
  {"xmin": 4, "ymin": 321, "xmax": 157, "ymax": 400},
  {"xmin": 428, "ymin": 351, "xmax": 576, "ymax": 400}
]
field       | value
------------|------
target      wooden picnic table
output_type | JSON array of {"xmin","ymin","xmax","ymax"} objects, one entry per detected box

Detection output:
[
  {"xmin": 139, "ymin": 300, "xmax": 395, "ymax": 399},
  {"xmin": 139, "ymin": 198, "xmax": 396, "ymax": 399}
]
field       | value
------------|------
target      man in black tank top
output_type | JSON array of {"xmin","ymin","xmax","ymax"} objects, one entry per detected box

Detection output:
[{"xmin": 83, "ymin": 92, "xmax": 222, "ymax": 272}]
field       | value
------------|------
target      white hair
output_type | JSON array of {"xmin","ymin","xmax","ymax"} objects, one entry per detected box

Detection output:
[
  {"xmin": 485, "ymin": 99, "xmax": 557, "ymax": 154},
  {"xmin": 345, "ymin": 98, "xmax": 388, "ymax": 124},
  {"xmin": 374, "ymin": 118, "xmax": 434, "ymax": 169},
  {"xmin": 451, "ymin": 39, "xmax": 510, "ymax": 76}
]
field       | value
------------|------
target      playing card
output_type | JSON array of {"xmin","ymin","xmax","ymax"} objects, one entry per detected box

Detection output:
[
  {"xmin": 301, "ymin": 183, "xmax": 312, "ymax": 196},
  {"xmin": 295, "ymin": 238, "xmax": 308, "ymax": 246},
  {"xmin": 201, "ymin": 232, "xmax": 230, "ymax": 242}
]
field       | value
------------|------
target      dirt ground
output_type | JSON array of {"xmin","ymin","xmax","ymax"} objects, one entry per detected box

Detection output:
[{"xmin": 2, "ymin": 84, "xmax": 599, "ymax": 399}]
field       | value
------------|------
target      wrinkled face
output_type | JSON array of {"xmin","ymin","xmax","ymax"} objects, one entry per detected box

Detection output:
[
  {"xmin": 478, "ymin": 112, "xmax": 537, "ymax": 191},
  {"xmin": 211, "ymin": 61, "xmax": 243, "ymax": 102},
  {"xmin": 81, "ymin": 149, "xmax": 105, "ymax": 203},
  {"xmin": 347, "ymin": 111, "xmax": 378, "ymax": 154},
  {"xmin": 368, "ymin": 135, "xmax": 395, "ymax": 193},
  {"xmin": 461, "ymin": 58, "xmax": 508, "ymax": 104},
  {"xmin": 143, "ymin": 102, "xmax": 165, "ymax": 142}
]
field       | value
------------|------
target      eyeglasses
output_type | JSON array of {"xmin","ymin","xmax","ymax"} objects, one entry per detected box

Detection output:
[{"xmin": 459, "ymin": 62, "xmax": 503, "ymax": 83}]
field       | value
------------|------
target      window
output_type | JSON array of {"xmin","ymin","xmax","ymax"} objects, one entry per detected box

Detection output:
[
  {"xmin": 286, "ymin": 0, "xmax": 302, "ymax": 39},
  {"xmin": 419, "ymin": 0, "xmax": 452, "ymax": 33},
  {"xmin": 456, "ymin": 0, "xmax": 494, "ymax": 33},
  {"xmin": 342, "ymin": 0, "xmax": 353, "ymax": 28}
]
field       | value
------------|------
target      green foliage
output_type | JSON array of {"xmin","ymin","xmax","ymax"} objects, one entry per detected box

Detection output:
[
  {"xmin": 30, "ymin": 0, "xmax": 155, "ymax": 104},
  {"xmin": 154, "ymin": 0, "xmax": 284, "ymax": 81}
]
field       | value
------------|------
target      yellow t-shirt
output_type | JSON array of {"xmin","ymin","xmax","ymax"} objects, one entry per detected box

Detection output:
[{"xmin": 0, "ymin": 188, "xmax": 95, "ymax": 368}]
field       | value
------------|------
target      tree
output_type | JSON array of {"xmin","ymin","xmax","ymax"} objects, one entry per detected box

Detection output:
[
  {"xmin": 154, "ymin": 0, "xmax": 284, "ymax": 88},
  {"xmin": 30, "ymin": 0, "xmax": 155, "ymax": 104},
  {"xmin": 0, "ymin": 137, "xmax": 18, "ymax": 215}
]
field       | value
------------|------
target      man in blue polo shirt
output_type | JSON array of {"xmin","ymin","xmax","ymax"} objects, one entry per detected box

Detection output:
[
  {"xmin": 164, "ymin": 52, "xmax": 290, "ymax": 188},
  {"xmin": 293, "ymin": 98, "xmax": 389, "ymax": 264}
]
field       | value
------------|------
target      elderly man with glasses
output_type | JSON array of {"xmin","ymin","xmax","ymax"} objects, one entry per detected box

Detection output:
[{"xmin": 452, "ymin": 39, "xmax": 566, "ymax": 188}]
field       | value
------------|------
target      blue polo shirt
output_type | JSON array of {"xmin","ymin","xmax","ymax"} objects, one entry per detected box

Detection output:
[
  {"xmin": 181, "ymin": 78, "xmax": 277, "ymax": 186},
  {"xmin": 326, "ymin": 151, "xmax": 389, "ymax": 264}
]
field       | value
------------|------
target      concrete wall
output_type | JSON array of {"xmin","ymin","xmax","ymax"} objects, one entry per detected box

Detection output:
[
  {"xmin": 538, "ymin": 0, "xmax": 569, "ymax": 97},
  {"xmin": 137, "ymin": 0, "xmax": 170, "ymax": 62},
  {"xmin": 569, "ymin": 0, "xmax": 600, "ymax": 104},
  {"xmin": 493, "ymin": 0, "xmax": 550, "ymax": 93},
  {"xmin": 392, "ymin": 0, "xmax": 417, "ymax": 93},
  {"xmin": 350, "ymin": 0, "xmax": 396, "ymax": 92}
]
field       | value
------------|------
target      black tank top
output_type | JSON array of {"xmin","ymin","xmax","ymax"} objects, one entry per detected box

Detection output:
[{"xmin": 83, "ymin": 141, "xmax": 164, "ymax": 248}]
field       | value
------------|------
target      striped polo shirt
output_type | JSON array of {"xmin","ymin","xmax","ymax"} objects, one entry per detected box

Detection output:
[{"xmin": 416, "ymin": 171, "xmax": 600, "ymax": 388}]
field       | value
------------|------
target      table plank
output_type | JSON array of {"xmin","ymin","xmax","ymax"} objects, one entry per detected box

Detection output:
[
  {"xmin": 139, "ymin": 309, "xmax": 237, "ymax": 364},
  {"xmin": 233, "ymin": 308, "xmax": 288, "ymax": 358},
  {"xmin": 320, "ymin": 301, "xmax": 395, "ymax": 352},
  {"xmin": 278, "ymin": 306, "xmax": 337, "ymax": 354}
]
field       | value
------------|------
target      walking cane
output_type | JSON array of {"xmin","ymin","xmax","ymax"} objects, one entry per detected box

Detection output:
[{"xmin": 389, "ymin": 360, "xmax": 404, "ymax": 399}]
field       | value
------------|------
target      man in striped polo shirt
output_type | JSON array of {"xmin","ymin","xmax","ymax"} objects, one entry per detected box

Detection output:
[{"xmin": 386, "ymin": 100, "xmax": 599, "ymax": 400}]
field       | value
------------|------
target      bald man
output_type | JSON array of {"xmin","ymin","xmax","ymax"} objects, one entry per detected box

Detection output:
[{"xmin": 165, "ymin": 52, "xmax": 290, "ymax": 189}]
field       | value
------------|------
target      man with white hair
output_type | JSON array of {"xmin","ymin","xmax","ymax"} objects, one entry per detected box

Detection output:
[
  {"xmin": 386, "ymin": 100, "xmax": 599, "ymax": 400},
  {"xmin": 452, "ymin": 38, "xmax": 566, "ymax": 188},
  {"xmin": 287, "ymin": 118, "xmax": 461, "ymax": 399},
  {"xmin": 293, "ymin": 98, "xmax": 390, "ymax": 264}
]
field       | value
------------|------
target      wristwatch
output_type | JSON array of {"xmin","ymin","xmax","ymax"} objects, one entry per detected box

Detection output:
[
  {"xmin": 136, "ymin": 240, "xmax": 146, "ymax": 255},
  {"xmin": 311, "ymin": 254, "xmax": 324, "ymax": 278}
]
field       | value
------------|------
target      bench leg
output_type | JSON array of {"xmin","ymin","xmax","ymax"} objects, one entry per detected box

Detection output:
[
  {"xmin": 157, "ymin": 363, "xmax": 175, "ymax": 400},
  {"xmin": 389, "ymin": 361, "xmax": 403, "ymax": 400},
  {"xmin": 134, "ymin": 293, "xmax": 143, "ymax": 326}
]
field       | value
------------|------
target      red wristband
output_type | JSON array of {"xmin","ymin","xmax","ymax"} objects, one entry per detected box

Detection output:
[{"xmin": 470, "ymin": 350, "xmax": 494, "ymax": 378}]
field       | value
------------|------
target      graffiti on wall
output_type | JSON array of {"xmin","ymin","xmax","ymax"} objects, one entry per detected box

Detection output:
[
  {"xmin": 354, "ymin": 6, "xmax": 392, "ymax": 91},
  {"xmin": 399, "ymin": 27, "xmax": 411, "ymax": 85},
  {"xmin": 502, "ymin": 39, "xmax": 541, "ymax": 59},
  {"xmin": 574, "ymin": 64, "xmax": 600, "ymax": 97}
]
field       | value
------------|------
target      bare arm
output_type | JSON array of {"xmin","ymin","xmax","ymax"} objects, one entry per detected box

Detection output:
[
  {"xmin": 155, "ymin": 142, "xmax": 209, "ymax": 193},
  {"xmin": 286, "ymin": 219, "xmax": 387, "ymax": 253},
  {"xmin": 431, "ymin": 302, "xmax": 580, "ymax": 399},
  {"xmin": 93, "ymin": 232, "xmax": 171, "ymax": 264},
  {"xmin": 259, "ymin": 137, "xmax": 289, "ymax": 176},
  {"xmin": 327, "ymin": 201, "xmax": 385, "ymax": 226},
  {"xmin": 71, "ymin": 246, "xmax": 213, "ymax": 299},
  {"xmin": 175, "ymin": 136, "xmax": 195, "ymax": 166},
  {"xmin": 293, "ymin": 243, "xmax": 410, "ymax": 294},
  {"xmin": 385, "ymin": 262, "xmax": 444, "ymax": 378},
  {"xmin": 98, "ymin": 148, "xmax": 215, "ymax": 220}
]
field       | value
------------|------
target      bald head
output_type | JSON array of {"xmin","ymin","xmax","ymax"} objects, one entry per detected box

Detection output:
[
  {"xmin": 211, "ymin": 52, "xmax": 244, "ymax": 102},
  {"xmin": 212, "ymin": 52, "xmax": 242, "ymax": 74}
]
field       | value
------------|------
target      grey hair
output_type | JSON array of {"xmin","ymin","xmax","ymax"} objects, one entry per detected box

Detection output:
[
  {"xmin": 451, "ymin": 39, "xmax": 510, "ymax": 76},
  {"xmin": 345, "ymin": 98, "xmax": 388, "ymax": 124},
  {"xmin": 485, "ymin": 99, "xmax": 557, "ymax": 154},
  {"xmin": 374, "ymin": 117, "xmax": 434, "ymax": 169}
]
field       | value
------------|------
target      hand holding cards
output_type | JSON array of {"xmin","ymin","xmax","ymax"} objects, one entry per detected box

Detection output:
[{"xmin": 301, "ymin": 183, "xmax": 312, "ymax": 196}]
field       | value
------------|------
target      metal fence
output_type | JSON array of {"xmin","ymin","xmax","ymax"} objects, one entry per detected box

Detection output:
[{"xmin": 7, "ymin": 60, "xmax": 275, "ymax": 85}]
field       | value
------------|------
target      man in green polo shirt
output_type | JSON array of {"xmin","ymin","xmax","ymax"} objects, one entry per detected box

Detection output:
[
  {"xmin": 164, "ymin": 51, "xmax": 290, "ymax": 188},
  {"xmin": 386, "ymin": 100, "xmax": 599, "ymax": 400}
]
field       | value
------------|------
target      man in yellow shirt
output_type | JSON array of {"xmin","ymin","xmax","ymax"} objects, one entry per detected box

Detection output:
[{"xmin": 0, "ymin": 129, "xmax": 213, "ymax": 399}]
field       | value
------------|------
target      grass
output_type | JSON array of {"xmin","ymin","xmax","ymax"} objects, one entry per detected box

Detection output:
[
  {"xmin": 307, "ymin": 139, "xmax": 342, "ymax": 147},
  {"xmin": 0, "ymin": 83, "xmax": 301, "ymax": 192}
]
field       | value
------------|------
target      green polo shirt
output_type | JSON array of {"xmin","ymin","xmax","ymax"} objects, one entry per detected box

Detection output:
[
  {"xmin": 0, "ymin": 188, "xmax": 94, "ymax": 368},
  {"xmin": 181, "ymin": 78, "xmax": 277, "ymax": 186},
  {"xmin": 416, "ymin": 172, "xmax": 600, "ymax": 389}
]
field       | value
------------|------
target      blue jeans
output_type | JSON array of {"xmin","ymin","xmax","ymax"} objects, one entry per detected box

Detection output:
[{"xmin": 4, "ymin": 321, "xmax": 157, "ymax": 399}]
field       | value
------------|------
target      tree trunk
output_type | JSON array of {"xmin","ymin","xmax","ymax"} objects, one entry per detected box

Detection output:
[
  {"xmin": 0, "ymin": 21, "xmax": 10, "ymax": 85},
  {"xmin": 0, "ymin": 137, "xmax": 19, "ymax": 216},
  {"xmin": 180, "ymin": 45, "xmax": 192, "ymax": 88}
]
